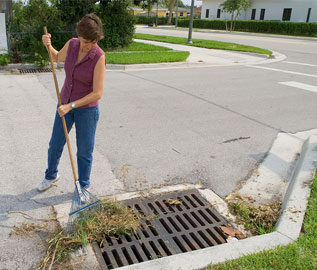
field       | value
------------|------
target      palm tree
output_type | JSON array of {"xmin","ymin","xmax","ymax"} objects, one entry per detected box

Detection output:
[{"xmin": 167, "ymin": 0, "xmax": 175, "ymax": 24}]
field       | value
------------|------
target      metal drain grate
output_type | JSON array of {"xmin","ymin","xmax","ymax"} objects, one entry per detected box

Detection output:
[
  {"xmin": 19, "ymin": 68, "xmax": 52, "ymax": 74},
  {"xmin": 93, "ymin": 189, "xmax": 230, "ymax": 269}
]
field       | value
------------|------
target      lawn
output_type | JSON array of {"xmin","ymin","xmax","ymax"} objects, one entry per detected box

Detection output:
[
  {"xmin": 134, "ymin": 33, "xmax": 272, "ymax": 56},
  {"xmin": 106, "ymin": 41, "xmax": 189, "ymax": 64}
]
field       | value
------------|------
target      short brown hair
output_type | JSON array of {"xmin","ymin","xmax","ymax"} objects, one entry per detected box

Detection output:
[{"xmin": 76, "ymin": 13, "xmax": 104, "ymax": 41}]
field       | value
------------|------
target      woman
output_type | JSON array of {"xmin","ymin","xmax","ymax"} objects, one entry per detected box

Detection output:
[{"xmin": 37, "ymin": 13, "xmax": 106, "ymax": 192}]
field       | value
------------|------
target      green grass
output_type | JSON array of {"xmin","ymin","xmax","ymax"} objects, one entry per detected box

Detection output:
[
  {"xmin": 134, "ymin": 33, "xmax": 272, "ymax": 56},
  {"xmin": 106, "ymin": 50, "xmax": 189, "ymax": 64},
  {"xmin": 106, "ymin": 41, "xmax": 189, "ymax": 64},
  {"xmin": 228, "ymin": 200, "xmax": 280, "ymax": 235},
  {"xmin": 15, "ymin": 42, "xmax": 187, "ymax": 65},
  {"xmin": 207, "ymin": 176, "xmax": 317, "ymax": 270},
  {"xmin": 109, "ymin": 41, "xmax": 172, "ymax": 52}
]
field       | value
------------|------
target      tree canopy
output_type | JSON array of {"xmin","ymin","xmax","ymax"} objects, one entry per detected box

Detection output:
[{"xmin": 220, "ymin": 0, "xmax": 251, "ymax": 31}]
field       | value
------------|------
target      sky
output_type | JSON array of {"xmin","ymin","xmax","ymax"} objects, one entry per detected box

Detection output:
[{"xmin": 182, "ymin": 0, "xmax": 202, "ymax": 7}]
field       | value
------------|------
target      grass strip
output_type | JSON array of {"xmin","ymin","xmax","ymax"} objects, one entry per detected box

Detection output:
[
  {"xmin": 134, "ymin": 33, "xmax": 272, "ymax": 56},
  {"xmin": 108, "ymin": 41, "xmax": 172, "ymax": 52},
  {"xmin": 207, "ymin": 176, "xmax": 317, "ymax": 270},
  {"xmin": 106, "ymin": 51, "xmax": 189, "ymax": 64}
]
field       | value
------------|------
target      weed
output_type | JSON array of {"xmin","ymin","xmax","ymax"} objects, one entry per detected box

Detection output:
[
  {"xmin": 0, "ymin": 53, "xmax": 10, "ymax": 66},
  {"xmin": 11, "ymin": 199, "xmax": 141, "ymax": 270},
  {"xmin": 227, "ymin": 194, "xmax": 280, "ymax": 235},
  {"xmin": 34, "ymin": 53, "xmax": 49, "ymax": 67},
  {"xmin": 38, "ymin": 199, "xmax": 141, "ymax": 269}
]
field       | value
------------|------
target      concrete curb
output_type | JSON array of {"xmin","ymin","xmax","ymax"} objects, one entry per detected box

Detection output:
[
  {"xmin": 0, "ymin": 48, "xmax": 286, "ymax": 73},
  {"xmin": 275, "ymin": 135, "xmax": 317, "ymax": 241},
  {"xmin": 53, "ymin": 135, "xmax": 317, "ymax": 269}
]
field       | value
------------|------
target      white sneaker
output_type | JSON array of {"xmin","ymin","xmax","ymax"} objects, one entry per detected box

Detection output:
[{"xmin": 37, "ymin": 174, "xmax": 60, "ymax": 192}]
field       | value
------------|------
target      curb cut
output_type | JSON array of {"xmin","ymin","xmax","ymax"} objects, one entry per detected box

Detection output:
[{"xmin": 53, "ymin": 135, "xmax": 317, "ymax": 269}]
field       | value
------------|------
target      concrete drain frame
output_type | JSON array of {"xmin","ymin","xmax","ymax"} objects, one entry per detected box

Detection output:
[
  {"xmin": 54, "ymin": 136, "xmax": 316, "ymax": 270},
  {"xmin": 92, "ymin": 189, "xmax": 230, "ymax": 269}
]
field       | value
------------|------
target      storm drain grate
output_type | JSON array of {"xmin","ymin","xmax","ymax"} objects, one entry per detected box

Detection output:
[
  {"xmin": 92, "ymin": 189, "xmax": 230, "ymax": 269},
  {"xmin": 19, "ymin": 68, "xmax": 52, "ymax": 74}
]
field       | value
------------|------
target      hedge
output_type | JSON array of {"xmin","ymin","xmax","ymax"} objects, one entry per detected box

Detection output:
[
  {"xmin": 176, "ymin": 19, "xmax": 317, "ymax": 37},
  {"xmin": 134, "ymin": 16, "xmax": 175, "ymax": 25}
]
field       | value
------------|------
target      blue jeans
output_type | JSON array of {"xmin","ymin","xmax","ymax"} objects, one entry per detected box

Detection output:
[{"xmin": 45, "ymin": 106, "xmax": 99, "ymax": 188}]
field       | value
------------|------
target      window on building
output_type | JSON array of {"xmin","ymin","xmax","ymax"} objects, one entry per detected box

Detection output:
[
  {"xmin": 282, "ymin": 8, "xmax": 292, "ymax": 21},
  {"xmin": 251, "ymin": 9, "xmax": 256, "ymax": 20},
  {"xmin": 217, "ymin": 9, "xmax": 221, "ymax": 18},
  {"xmin": 206, "ymin": 9, "xmax": 209, "ymax": 18},
  {"xmin": 260, "ymin": 9, "xmax": 265, "ymax": 20},
  {"xmin": 180, "ymin": 12, "xmax": 184, "ymax": 17},
  {"xmin": 306, "ymin": 8, "xmax": 311, "ymax": 22}
]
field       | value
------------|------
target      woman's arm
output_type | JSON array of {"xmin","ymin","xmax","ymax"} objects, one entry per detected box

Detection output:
[
  {"xmin": 57, "ymin": 55, "xmax": 106, "ymax": 117},
  {"xmin": 42, "ymin": 34, "xmax": 70, "ymax": 63}
]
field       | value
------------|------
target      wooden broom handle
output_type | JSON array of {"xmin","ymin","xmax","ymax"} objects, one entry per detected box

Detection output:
[{"xmin": 43, "ymin": 27, "xmax": 78, "ymax": 182}]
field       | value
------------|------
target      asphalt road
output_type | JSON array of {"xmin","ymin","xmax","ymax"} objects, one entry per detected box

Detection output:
[
  {"xmin": 0, "ymin": 27, "xmax": 316, "ymax": 269},
  {"xmin": 94, "ymin": 27, "xmax": 317, "ymax": 197}
]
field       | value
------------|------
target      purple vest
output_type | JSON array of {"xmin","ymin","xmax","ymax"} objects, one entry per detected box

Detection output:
[{"xmin": 60, "ymin": 38, "xmax": 105, "ymax": 108}]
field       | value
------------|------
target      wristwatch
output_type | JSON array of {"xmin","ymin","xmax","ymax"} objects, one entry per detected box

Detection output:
[{"xmin": 71, "ymin": 102, "xmax": 76, "ymax": 109}]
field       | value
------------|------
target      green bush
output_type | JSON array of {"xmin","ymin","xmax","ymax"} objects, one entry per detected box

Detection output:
[
  {"xmin": 134, "ymin": 16, "xmax": 170, "ymax": 25},
  {"xmin": 7, "ymin": 0, "xmax": 136, "ymax": 62},
  {"xmin": 177, "ymin": 19, "xmax": 317, "ymax": 37},
  {"xmin": 0, "ymin": 54, "xmax": 10, "ymax": 66},
  {"xmin": 7, "ymin": 0, "xmax": 69, "ymax": 63},
  {"xmin": 95, "ymin": 1, "xmax": 135, "ymax": 50}
]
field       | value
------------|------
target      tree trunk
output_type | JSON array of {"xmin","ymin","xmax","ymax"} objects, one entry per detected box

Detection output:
[
  {"xmin": 168, "ymin": 0, "xmax": 175, "ymax": 25},
  {"xmin": 230, "ymin": 11, "xmax": 234, "ymax": 31}
]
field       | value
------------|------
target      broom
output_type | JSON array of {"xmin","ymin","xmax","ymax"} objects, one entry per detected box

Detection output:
[{"xmin": 43, "ymin": 27, "xmax": 100, "ymax": 232}]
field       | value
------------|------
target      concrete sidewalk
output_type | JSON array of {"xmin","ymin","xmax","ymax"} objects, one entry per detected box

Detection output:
[{"xmin": 134, "ymin": 38, "xmax": 285, "ymax": 66}]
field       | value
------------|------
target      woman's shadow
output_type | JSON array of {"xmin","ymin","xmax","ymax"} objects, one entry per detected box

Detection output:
[{"xmin": 0, "ymin": 188, "xmax": 73, "ymax": 227}]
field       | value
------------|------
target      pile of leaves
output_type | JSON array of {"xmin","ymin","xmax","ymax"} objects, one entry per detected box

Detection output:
[{"xmin": 10, "ymin": 199, "xmax": 140, "ymax": 270}]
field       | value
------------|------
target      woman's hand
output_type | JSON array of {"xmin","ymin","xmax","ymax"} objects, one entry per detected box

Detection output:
[
  {"xmin": 42, "ymin": 33, "xmax": 51, "ymax": 47},
  {"xmin": 57, "ymin": 104, "xmax": 72, "ymax": 117}
]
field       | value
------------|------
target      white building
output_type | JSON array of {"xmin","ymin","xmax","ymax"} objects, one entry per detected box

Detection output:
[
  {"xmin": 201, "ymin": 0, "xmax": 317, "ymax": 22},
  {"xmin": 0, "ymin": 13, "xmax": 8, "ymax": 53}
]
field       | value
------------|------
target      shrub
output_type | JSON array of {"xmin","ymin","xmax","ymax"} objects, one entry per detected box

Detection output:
[
  {"xmin": 134, "ymin": 16, "xmax": 170, "ymax": 25},
  {"xmin": 7, "ymin": 0, "xmax": 69, "ymax": 63},
  {"xmin": 95, "ymin": 0, "xmax": 135, "ymax": 50},
  {"xmin": 0, "ymin": 54, "xmax": 10, "ymax": 66},
  {"xmin": 6, "ymin": 0, "xmax": 136, "ymax": 62},
  {"xmin": 177, "ymin": 19, "xmax": 317, "ymax": 37}
]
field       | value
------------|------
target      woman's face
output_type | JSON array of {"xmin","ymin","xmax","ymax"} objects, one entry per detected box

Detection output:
[{"xmin": 79, "ymin": 36, "xmax": 97, "ymax": 52}]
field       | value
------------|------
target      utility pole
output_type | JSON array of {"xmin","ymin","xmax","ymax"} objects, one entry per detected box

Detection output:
[
  {"xmin": 175, "ymin": 0, "xmax": 179, "ymax": 28},
  {"xmin": 187, "ymin": 0, "xmax": 195, "ymax": 44}
]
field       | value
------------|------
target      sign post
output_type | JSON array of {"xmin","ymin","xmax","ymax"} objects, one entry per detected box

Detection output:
[{"xmin": 187, "ymin": 0, "xmax": 195, "ymax": 44}]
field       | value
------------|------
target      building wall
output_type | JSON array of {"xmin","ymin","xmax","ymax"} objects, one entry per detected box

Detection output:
[
  {"xmin": 0, "ymin": 13, "xmax": 8, "ymax": 53},
  {"xmin": 201, "ymin": 0, "xmax": 317, "ymax": 22}
]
